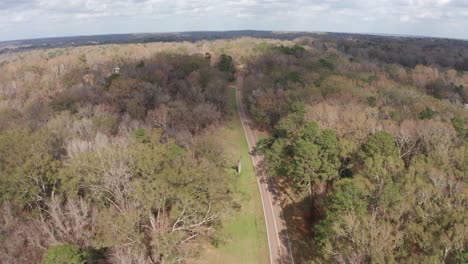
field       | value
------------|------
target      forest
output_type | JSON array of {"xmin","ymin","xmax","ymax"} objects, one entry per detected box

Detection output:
[
  {"xmin": 244, "ymin": 42, "xmax": 467, "ymax": 263},
  {"xmin": 0, "ymin": 39, "xmax": 244, "ymax": 263},
  {"xmin": 0, "ymin": 35, "xmax": 466, "ymax": 263}
]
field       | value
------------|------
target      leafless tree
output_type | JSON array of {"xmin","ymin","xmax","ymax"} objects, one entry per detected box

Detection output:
[{"xmin": 41, "ymin": 195, "xmax": 96, "ymax": 247}]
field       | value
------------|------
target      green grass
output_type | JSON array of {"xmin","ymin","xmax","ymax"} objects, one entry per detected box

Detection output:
[{"xmin": 200, "ymin": 88, "xmax": 269, "ymax": 264}]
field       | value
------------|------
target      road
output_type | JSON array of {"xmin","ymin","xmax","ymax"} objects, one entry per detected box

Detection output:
[{"xmin": 235, "ymin": 75, "xmax": 295, "ymax": 264}]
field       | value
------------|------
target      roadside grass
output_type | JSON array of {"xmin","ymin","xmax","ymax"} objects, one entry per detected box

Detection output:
[{"xmin": 198, "ymin": 88, "xmax": 269, "ymax": 264}]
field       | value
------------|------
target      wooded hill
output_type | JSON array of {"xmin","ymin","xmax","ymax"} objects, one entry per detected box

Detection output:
[
  {"xmin": 0, "ymin": 36, "xmax": 466, "ymax": 263},
  {"xmin": 244, "ymin": 43, "xmax": 467, "ymax": 263}
]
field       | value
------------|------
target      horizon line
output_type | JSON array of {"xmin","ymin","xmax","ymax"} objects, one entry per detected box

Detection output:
[{"xmin": 1, "ymin": 29, "xmax": 468, "ymax": 44}]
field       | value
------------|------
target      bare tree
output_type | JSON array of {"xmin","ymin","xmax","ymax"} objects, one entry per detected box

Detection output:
[{"xmin": 41, "ymin": 195, "xmax": 96, "ymax": 247}]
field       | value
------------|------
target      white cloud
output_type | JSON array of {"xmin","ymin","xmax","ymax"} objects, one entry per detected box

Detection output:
[
  {"xmin": 0, "ymin": 0, "xmax": 467, "ymax": 41},
  {"xmin": 12, "ymin": 14, "xmax": 27, "ymax": 23}
]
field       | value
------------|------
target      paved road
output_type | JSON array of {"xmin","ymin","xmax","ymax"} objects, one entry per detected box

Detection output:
[{"xmin": 235, "ymin": 75, "xmax": 294, "ymax": 264}]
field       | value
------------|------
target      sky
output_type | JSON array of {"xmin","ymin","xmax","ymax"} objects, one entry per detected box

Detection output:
[{"xmin": 0, "ymin": 0, "xmax": 467, "ymax": 41}]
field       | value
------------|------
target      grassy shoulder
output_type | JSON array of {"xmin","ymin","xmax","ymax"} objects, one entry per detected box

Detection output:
[{"xmin": 198, "ymin": 88, "xmax": 269, "ymax": 264}]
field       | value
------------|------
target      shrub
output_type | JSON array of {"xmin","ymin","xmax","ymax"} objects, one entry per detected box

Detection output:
[
  {"xmin": 455, "ymin": 250, "xmax": 468, "ymax": 264},
  {"xmin": 276, "ymin": 44, "xmax": 306, "ymax": 57},
  {"xmin": 419, "ymin": 107, "xmax": 437, "ymax": 120},
  {"xmin": 0, "ymin": 108, "xmax": 22, "ymax": 130},
  {"xmin": 319, "ymin": 58, "xmax": 335, "ymax": 71},
  {"xmin": 105, "ymin": 73, "xmax": 120, "ymax": 90},
  {"xmin": 92, "ymin": 114, "xmax": 119, "ymax": 135},
  {"xmin": 50, "ymin": 96, "xmax": 77, "ymax": 113},
  {"xmin": 275, "ymin": 71, "xmax": 302, "ymax": 86},
  {"xmin": 47, "ymin": 50, "xmax": 64, "ymax": 59},
  {"xmin": 366, "ymin": 96, "xmax": 377, "ymax": 107},
  {"xmin": 132, "ymin": 128, "xmax": 150, "ymax": 143},
  {"xmin": 253, "ymin": 42, "xmax": 273, "ymax": 53},
  {"xmin": 450, "ymin": 116, "xmax": 465, "ymax": 138},
  {"xmin": 367, "ymin": 75, "xmax": 378, "ymax": 84},
  {"xmin": 136, "ymin": 60, "xmax": 145, "ymax": 68},
  {"xmin": 42, "ymin": 244, "xmax": 87, "ymax": 264},
  {"xmin": 126, "ymin": 99, "xmax": 146, "ymax": 120}
]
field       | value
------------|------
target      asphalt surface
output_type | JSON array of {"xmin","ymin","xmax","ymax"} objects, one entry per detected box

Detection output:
[{"xmin": 235, "ymin": 76, "xmax": 295, "ymax": 264}]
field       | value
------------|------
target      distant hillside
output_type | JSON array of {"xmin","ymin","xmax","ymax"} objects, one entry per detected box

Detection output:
[
  {"xmin": 2, "ymin": 30, "xmax": 468, "ymax": 71},
  {"xmin": 0, "ymin": 30, "xmax": 329, "ymax": 53}
]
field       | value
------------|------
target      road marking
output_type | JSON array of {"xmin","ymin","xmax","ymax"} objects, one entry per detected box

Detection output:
[
  {"xmin": 252, "ymin": 129, "xmax": 295, "ymax": 264},
  {"xmin": 236, "ymin": 85, "xmax": 295, "ymax": 264},
  {"xmin": 235, "ymin": 87, "xmax": 274, "ymax": 264},
  {"xmin": 244, "ymin": 121, "xmax": 283, "ymax": 264}
]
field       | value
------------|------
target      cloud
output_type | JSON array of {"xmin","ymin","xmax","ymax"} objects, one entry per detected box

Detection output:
[
  {"xmin": 12, "ymin": 14, "xmax": 28, "ymax": 23},
  {"xmin": 0, "ymin": 0, "xmax": 33, "ymax": 10},
  {"xmin": 0, "ymin": 0, "xmax": 467, "ymax": 41}
]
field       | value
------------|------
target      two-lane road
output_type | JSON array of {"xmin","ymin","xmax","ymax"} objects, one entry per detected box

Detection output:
[{"xmin": 235, "ymin": 76, "xmax": 294, "ymax": 264}]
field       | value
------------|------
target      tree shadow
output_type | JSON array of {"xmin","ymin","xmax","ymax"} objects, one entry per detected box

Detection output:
[
  {"xmin": 273, "ymin": 177, "xmax": 322, "ymax": 264},
  {"xmin": 251, "ymin": 156, "xmax": 321, "ymax": 263}
]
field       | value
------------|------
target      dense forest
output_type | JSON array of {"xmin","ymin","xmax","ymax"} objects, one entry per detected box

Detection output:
[
  {"xmin": 0, "ymin": 36, "xmax": 467, "ymax": 263},
  {"xmin": 244, "ymin": 42, "xmax": 467, "ymax": 262},
  {"xmin": 0, "ymin": 39, "xmax": 249, "ymax": 263},
  {"xmin": 333, "ymin": 37, "xmax": 468, "ymax": 71}
]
